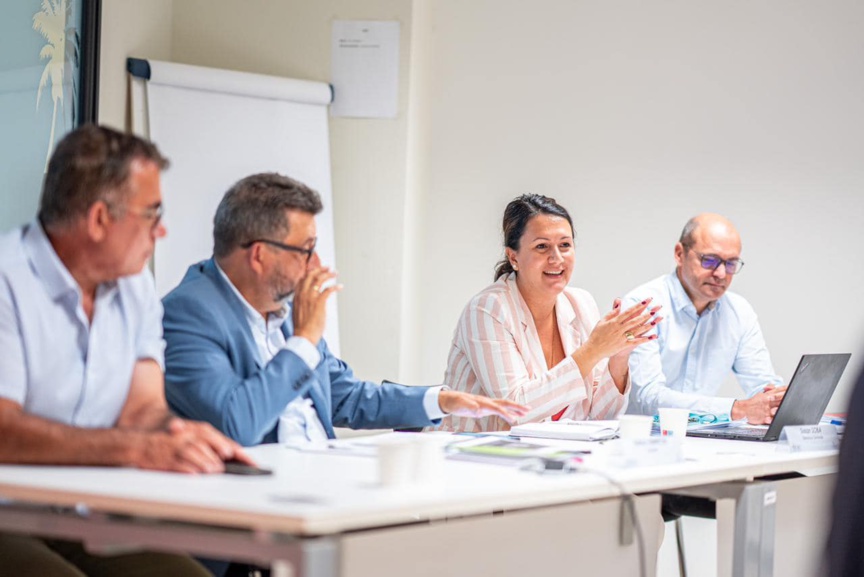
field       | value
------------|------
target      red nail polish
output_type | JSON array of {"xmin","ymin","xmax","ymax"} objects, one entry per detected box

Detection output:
[
  {"xmin": 650, "ymin": 320, "xmax": 656, "ymax": 326},
  {"xmin": 641, "ymin": 299, "xmax": 647, "ymax": 305},
  {"xmin": 650, "ymin": 310, "xmax": 656, "ymax": 315}
]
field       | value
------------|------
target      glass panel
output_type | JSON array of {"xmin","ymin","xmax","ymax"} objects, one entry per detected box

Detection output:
[{"xmin": 0, "ymin": 0, "xmax": 83, "ymax": 232}]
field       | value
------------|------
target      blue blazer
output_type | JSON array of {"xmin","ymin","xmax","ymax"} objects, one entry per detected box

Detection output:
[{"xmin": 162, "ymin": 259, "xmax": 434, "ymax": 446}]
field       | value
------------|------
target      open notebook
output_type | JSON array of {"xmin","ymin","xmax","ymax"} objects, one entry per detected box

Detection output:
[{"xmin": 510, "ymin": 420, "xmax": 619, "ymax": 441}]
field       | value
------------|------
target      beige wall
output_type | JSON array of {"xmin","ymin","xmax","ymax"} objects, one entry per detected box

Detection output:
[
  {"xmin": 169, "ymin": 0, "xmax": 415, "ymax": 383},
  {"xmin": 403, "ymin": 0, "xmax": 864, "ymax": 410},
  {"xmin": 98, "ymin": 0, "xmax": 173, "ymax": 131},
  {"xmin": 100, "ymin": 0, "xmax": 864, "ymax": 408},
  {"xmin": 100, "ymin": 0, "xmax": 415, "ymax": 383}
]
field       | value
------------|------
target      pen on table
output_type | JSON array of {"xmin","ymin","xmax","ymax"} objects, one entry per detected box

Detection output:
[{"xmin": 830, "ymin": 419, "xmax": 845, "ymax": 426}]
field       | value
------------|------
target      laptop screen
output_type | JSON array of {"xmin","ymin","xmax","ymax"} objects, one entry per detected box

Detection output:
[{"xmin": 765, "ymin": 353, "xmax": 851, "ymax": 439}]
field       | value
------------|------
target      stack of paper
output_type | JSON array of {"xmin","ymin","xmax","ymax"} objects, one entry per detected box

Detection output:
[
  {"xmin": 448, "ymin": 436, "xmax": 589, "ymax": 467},
  {"xmin": 510, "ymin": 420, "xmax": 619, "ymax": 441}
]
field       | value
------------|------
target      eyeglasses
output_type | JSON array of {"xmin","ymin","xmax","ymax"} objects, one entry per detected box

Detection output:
[
  {"xmin": 127, "ymin": 204, "xmax": 164, "ymax": 228},
  {"xmin": 653, "ymin": 412, "xmax": 732, "ymax": 425},
  {"xmin": 109, "ymin": 202, "xmax": 164, "ymax": 230},
  {"xmin": 689, "ymin": 413, "xmax": 721, "ymax": 424},
  {"xmin": 696, "ymin": 252, "xmax": 744, "ymax": 275},
  {"xmin": 242, "ymin": 238, "xmax": 316, "ymax": 264}
]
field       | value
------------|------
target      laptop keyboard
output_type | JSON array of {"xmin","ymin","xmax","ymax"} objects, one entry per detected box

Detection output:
[
  {"xmin": 688, "ymin": 426, "xmax": 768, "ymax": 440},
  {"xmin": 726, "ymin": 428, "xmax": 768, "ymax": 438}
]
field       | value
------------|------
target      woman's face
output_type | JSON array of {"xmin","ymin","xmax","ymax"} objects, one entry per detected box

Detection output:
[{"xmin": 506, "ymin": 214, "xmax": 575, "ymax": 298}]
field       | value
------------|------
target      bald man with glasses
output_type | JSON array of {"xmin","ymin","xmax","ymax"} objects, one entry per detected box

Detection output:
[{"xmin": 622, "ymin": 213, "xmax": 786, "ymax": 424}]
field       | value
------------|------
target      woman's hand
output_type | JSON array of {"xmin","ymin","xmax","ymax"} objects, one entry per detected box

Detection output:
[
  {"xmin": 591, "ymin": 297, "xmax": 661, "ymax": 357},
  {"xmin": 573, "ymin": 298, "xmax": 662, "ymax": 379}
]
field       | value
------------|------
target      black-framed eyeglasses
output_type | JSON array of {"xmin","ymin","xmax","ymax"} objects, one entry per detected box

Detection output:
[
  {"xmin": 242, "ymin": 238, "xmax": 316, "ymax": 264},
  {"xmin": 696, "ymin": 253, "xmax": 744, "ymax": 275}
]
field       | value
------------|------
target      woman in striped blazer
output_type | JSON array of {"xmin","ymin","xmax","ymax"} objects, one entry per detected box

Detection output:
[{"xmin": 436, "ymin": 194, "xmax": 662, "ymax": 432}]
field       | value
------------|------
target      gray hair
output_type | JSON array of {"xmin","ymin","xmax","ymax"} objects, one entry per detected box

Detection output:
[
  {"xmin": 213, "ymin": 173, "xmax": 323, "ymax": 258},
  {"xmin": 679, "ymin": 217, "xmax": 699, "ymax": 249},
  {"xmin": 39, "ymin": 124, "xmax": 169, "ymax": 228}
]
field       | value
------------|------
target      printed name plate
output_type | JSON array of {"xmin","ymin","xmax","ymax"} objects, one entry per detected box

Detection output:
[{"xmin": 779, "ymin": 425, "xmax": 840, "ymax": 452}]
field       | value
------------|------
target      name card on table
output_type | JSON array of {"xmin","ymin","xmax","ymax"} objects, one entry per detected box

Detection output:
[{"xmin": 780, "ymin": 425, "xmax": 840, "ymax": 452}]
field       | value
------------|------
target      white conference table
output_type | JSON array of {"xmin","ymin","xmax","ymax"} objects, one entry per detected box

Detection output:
[{"xmin": 0, "ymin": 435, "xmax": 836, "ymax": 577}]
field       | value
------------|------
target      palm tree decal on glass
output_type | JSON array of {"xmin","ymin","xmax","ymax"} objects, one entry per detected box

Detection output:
[{"xmin": 32, "ymin": 0, "xmax": 80, "ymax": 168}]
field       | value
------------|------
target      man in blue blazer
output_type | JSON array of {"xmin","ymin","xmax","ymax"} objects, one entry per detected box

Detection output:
[{"xmin": 163, "ymin": 173, "xmax": 527, "ymax": 447}]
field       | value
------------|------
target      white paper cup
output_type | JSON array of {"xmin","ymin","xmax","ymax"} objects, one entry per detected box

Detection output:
[
  {"xmin": 618, "ymin": 415, "xmax": 653, "ymax": 440},
  {"xmin": 658, "ymin": 408, "xmax": 690, "ymax": 439},
  {"xmin": 411, "ymin": 435, "xmax": 445, "ymax": 484},
  {"xmin": 377, "ymin": 440, "xmax": 416, "ymax": 487}
]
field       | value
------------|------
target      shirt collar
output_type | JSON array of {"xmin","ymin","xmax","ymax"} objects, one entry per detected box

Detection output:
[
  {"xmin": 22, "ymin": 220, "xmax": 119, "ymax": 304},
  {"xmin": 666, "ymin": 270, "xmax": 719, "ymax": 316},
  {"xmin": 214, "ymin": 260, "xmax": 287, "ymax": 333}
]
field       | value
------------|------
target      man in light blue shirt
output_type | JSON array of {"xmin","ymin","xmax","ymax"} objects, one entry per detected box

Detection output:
[
  {"xmin": 163, "ymin": 173, "xmax": 528, "ymax": 447},
  {"xmin": 624, "ymin": 213, "xmax": 785, "ymax": 424},
  {"xmin": 0, "ymin": 125, "xmax": 251, "ymax": 577}
]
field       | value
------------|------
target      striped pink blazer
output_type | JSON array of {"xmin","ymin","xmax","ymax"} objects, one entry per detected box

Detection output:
[{"xmin": 435, "ymin": 274, "xmax": 628, "ymax": 432}]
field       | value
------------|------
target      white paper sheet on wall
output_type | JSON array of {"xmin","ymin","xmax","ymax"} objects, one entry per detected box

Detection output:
[{"xmin": 330, "ymin": 20, "xmax": 400, "ymax": 118}]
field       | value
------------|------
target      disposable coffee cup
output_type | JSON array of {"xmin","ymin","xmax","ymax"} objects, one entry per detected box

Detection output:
[
  {"xmin": 411, "ymin": 435, "xmax": 445, "ymax": 485},
  {"xmin": 658, "ymin": 408, "xmax": 689, "ymax": 439},
  {"xmin": 618, "ymin": 415, "xmax": 653, "ymax": 440},
  {"xmin": 377, "ymin": 440, "xmax": 416, "ymax": 487}
]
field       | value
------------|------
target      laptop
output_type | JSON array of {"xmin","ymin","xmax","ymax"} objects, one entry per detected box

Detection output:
[{"xmin": 687, "ymin": 353, "xmax": 851, "ymax": 442}]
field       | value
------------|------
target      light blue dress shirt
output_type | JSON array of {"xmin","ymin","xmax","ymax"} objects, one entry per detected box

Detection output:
[
  {"xmin": 214, "ymin": 263, "xmax": 445, "ymax": 446},
  {"xmin": 0, "ymin": 221, "xmax": 164, "ymax": 427},
  {"xmin": 623, "ymin": 272, "xmax": 781, "ymax": 417}
]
